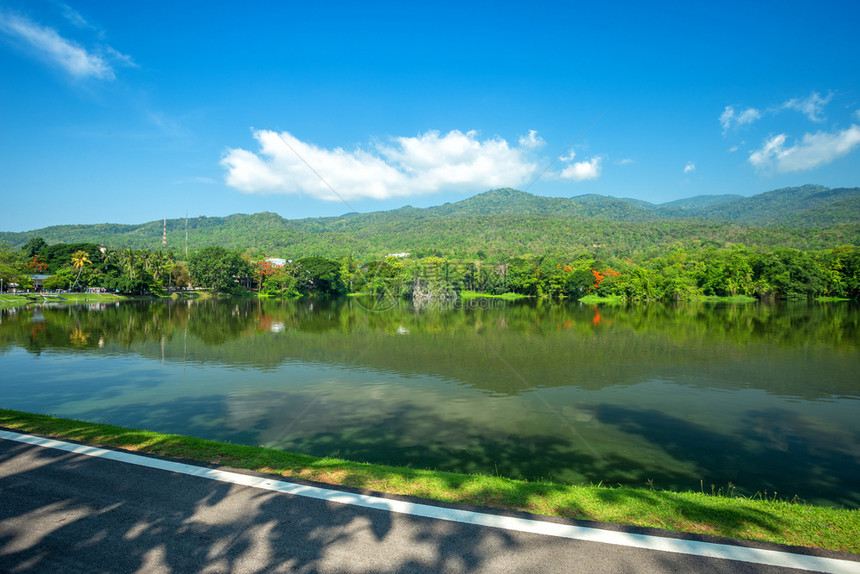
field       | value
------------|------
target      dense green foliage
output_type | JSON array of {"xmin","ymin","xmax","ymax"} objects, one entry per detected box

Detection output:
[
  {"xmin": 340, "ymin": 245, "xmax": 860, "ymax": 302},
  {"xmin": 2, "ymin": 241, "xmax": 185, "ymax": 295},
  {"xmin": 36, "ymin": 242, "xmax": 101, "ymax": 273},
  {"xmin": 21, "ymin": 237, "xmax": 47, "ymax": 258},
  {"xmin": 4, "ymin": 184, "xmax": 859, "ymax": 301},
  {"xmin": 1, "ymin": 186, "xmax": 858, "ymax": 262},
  {"xmin": 692, "ymin": 185, "xmax": 860, "ymax": 225},
  {"xmin": 0, "ymin": 244, "xmax": 31, "ymax": 291},
  {"xmin": 187, "ymin": 246, "xmax": 249, "ymax": 294},
  {"xmin": 7, "ymin": 237, "xmax": 860, "ymax": 302}
]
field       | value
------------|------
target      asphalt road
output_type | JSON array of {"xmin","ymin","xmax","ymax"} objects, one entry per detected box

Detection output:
[{"xmin": 0, "ymin": 435, "xmax": 856, "ymax": 573}]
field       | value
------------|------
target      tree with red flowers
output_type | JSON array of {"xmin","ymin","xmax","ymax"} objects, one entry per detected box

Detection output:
[{"xmin": 28, "ymin": 255, "xmax": 48, "ymax": 273}]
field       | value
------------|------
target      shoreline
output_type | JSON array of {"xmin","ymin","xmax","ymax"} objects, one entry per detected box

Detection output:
[
  {"xmin": 1, "ymin": 290, "xmax": 853, "ymax": 311},
  {"xmin": 0, "ymin": 408, "xmax": 857, "ymax": 553},
  {"xmin": 0, "ymin": 290, "xmax": 211, "ymax": 310}
]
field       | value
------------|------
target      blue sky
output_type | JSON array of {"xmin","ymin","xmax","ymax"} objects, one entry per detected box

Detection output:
[{"xmin": 1, "ymin": 1, "xmax": 859, "ymax": 232}]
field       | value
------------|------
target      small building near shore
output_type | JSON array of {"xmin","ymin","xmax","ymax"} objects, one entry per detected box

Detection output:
[{"xmin": 29, "ymin": 274, "xmax": 53, "ymax": 291}]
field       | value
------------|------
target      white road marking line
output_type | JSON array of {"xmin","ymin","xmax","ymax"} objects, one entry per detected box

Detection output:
[{"xmin": 1, "ymin": 429, "xmax": 857, "ymax": 573}]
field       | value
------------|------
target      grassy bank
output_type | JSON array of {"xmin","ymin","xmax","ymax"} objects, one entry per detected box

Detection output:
[
  {"xmin": 0, "ymin": 290, "xmax": 215, "ymax": 310},
  {"xmin": 578, "ymin": 294, "xmax": 762, "ymax": 304},
  {"xmin": 0, "ymin": 292, "xmax": 126, "ymax": 310},
  {"xmin": 698, "ymin": 294, "xmax": 758, "ymax": 303},
  {"xmin": 1, "ymin": 409, "xmax": 857, "ymax": 553},
  {"xmin": 459, "ymin": 291, "xmax": 528, "ymax": 300},
  {"xmin": 576, "ymin": 294, "xmax": 625, "ymax": 304}
]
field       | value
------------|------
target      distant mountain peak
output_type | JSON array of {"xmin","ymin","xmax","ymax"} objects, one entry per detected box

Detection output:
[{"xmin": 1, "ymin": 185, "xmax": 856, "ymax": 255}]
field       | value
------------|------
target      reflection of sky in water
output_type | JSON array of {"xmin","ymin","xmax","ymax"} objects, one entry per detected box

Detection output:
[{"xmin": 1, "ymin": 300, "xmax": 858, "ymax": 508}]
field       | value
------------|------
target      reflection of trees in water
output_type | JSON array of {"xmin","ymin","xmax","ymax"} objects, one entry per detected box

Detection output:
[
  {"xmin": 1, "ymin": 299, "xmax": 858, "ymax": 399},
  {"xmin": 0, "ymin": 301, "xmax": 194, "ymax": 354},
  {"xmin": 4, "ymin": 299, "xmax": 859, "ymax": 509},
  {"xmin": 2, "ymin": 298, "xmax": 857, "ymax": 350}
]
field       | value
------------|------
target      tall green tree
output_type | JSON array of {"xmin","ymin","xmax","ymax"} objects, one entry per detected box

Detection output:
[
  {"xmin": 0, "ymin": 244, "xmax": 29, "ymax": 292},
  {"xmin": 22, "ymin": 237, "xmax": 47, "ymax": 258},
  {"xmin": 188, "ymin": 246, "xmax": 249, "ymax": 294},
  {"xmin": 169, "ymin": 261, "xmax": 192, "ymax": 291},
  {"xmin": 295, "ymin": 256, "xmax": 346, "ymax": 296}
]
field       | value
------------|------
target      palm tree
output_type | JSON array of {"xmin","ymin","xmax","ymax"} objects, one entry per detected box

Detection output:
[
  {"xmin": 120, "ymin": 249, "xmax": 136, "ymax": 280},
  {"xmin": 148, "ymin": 250, "xmax": 173, "ymax": 284},
  {"xmin": 71, "ymin": 250, "xmax": 92, "ymax": 290}
]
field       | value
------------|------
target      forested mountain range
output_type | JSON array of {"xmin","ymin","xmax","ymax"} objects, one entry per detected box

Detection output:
[{"xmin": 2, "ymin": 185, "xmax": 858, "ymax": 260}]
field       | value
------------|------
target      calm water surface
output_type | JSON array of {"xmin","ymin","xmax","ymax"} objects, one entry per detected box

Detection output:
[{"xmin": 1, "ymin": 298, "xmax": 858, "ymax": 507}]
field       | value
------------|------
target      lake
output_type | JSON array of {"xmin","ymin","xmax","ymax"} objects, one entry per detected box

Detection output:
[{"xmin": 1, "ymin": 297, "xmax": 858, "ymax": 508}]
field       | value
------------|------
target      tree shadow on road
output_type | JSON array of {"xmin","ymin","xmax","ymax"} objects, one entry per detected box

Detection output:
[{"xmin": 0, "ymin": 440, "xmax": 530, "ymax": 573}]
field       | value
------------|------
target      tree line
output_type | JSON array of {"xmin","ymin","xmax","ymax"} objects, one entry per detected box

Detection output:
[
  {"xmin": 1, "ymin": 238, "xmax": 190, "ymax": 295},
  {"xmin": 2, "ymin": 237, "xmax": 859, "ymax": 302},
  {"xmin": 337, "ymin": 245, "xmax": 860, "ymax": 302}
]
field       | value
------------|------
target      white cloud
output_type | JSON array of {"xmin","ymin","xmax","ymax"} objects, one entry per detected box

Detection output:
[
  {"xmin": 222, "ymin": 129, "xmax": 541, "ymax": 201},
  {"xmin": 854, "ymin": 109, "xmax": 860, "ymax": 122},
  {"xmin": 749, "ymin": 134, "xmax": 787, "ymax": 168},
  {"xmin": 616, "ymin": 158, "xmax": 634, "ymax": 165},
  {"xmin": 719, "ymin": 107, "xmax": 734, "ymax": 133},
  {"xmin": 684, "ymin": 161, "xmax": 696, "ymax": 173},
  {"xmin": 737, "ymin": 108, "xmax": 761, "ymax": 125},
  {"xmin": 728, "ymin": 146, "xmax": 739, "ymax": 153},
  {"xmin": 518, "ymin": 129, "xmax": 545, "ymax": 149},
  {"xmin": 748, "ymin": 124, "xmax": 860, "ymax": 172},
  {"xmin": 0, "ymin": 11, "xmax": 131, "ymax": 79},
  {"xmin": 782, "ymin": 91, "xmax": 832, "ymax": 122},
  {"xmin": 720, "ymin": 105, "xmax": 761, "ymax": 134},
  {"xmin": 559, "ymin": 156, "xmax": 602, "ymax": 181},
  {"xmin": 104, "ymin": 44, "xmax": 136, "ymax": 68},
  {"xmin": 58, "ymin": 2, "xmax": 95, "ymax": 30}
]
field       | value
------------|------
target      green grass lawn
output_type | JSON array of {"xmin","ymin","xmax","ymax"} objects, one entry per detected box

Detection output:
[
  {"xmin": 576, "ymin": 294, "xmax": 625, "ymax": 304},
  {"xmin": 459, "ymin": 291, "xmax": 528, "ymax": 300},
  {"xmin": 1, "ymin": 408, "xmax": 857, "ymax": 554},
  {"xmin": 697, "ymin": 295, "xmax": 759, "ymax": 303},
  {"xmin": 0, "ymin": 290, "xmax": 215, "ymax": 310},
  {"xmin": 0, "ymin": 292, "xmax": 126, "ymax": 309}
]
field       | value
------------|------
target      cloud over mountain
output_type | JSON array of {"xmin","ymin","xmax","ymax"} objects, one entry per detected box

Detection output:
[
  {"xmin": 222, "ymin": 129, "xmax": 551, "ymax": 201},
  {"xmin": 749, "ymin": 124, "xmax": 860, "ymax": 172}
]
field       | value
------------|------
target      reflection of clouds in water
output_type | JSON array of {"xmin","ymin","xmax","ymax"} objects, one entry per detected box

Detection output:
[
  {"xmin": 223, "ymin": 394, "xmax": 275, "ymax": 434},
  {"xmin": 562, "ymin": 405, "xmax": 595, "ymax": 423},
  {"xmin": 216, "ymin": 381, "xmax": 682, "ymax": 486}
]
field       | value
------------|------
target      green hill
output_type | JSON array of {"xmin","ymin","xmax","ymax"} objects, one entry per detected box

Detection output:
[
  {"xmin": 657, "ymin": 194, "xmax": 744, "ymax": 211},
  {"xmin": 1, "ymin": 186, "xmax": 858, "ymax": 260},
  {"xmin": 691, "ymin": 185, "xmax": 860, "ymax": 225},
  {"xmin": 775, "ymin": 195, "xmax": 860, "ymax": 227}
]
